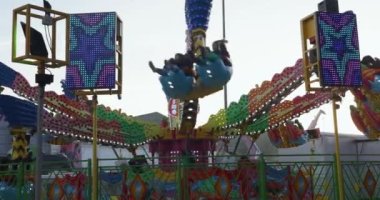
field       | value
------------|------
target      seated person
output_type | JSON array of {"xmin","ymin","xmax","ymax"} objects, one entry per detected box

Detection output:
[
  {"xmin": 194, "ymin": 40, "xmax": 232, "ymax": 67},
  {"xmin": 174, "ymin": 52, "xmax": 197, "ymax": 78},
  {"xmin": 149, "ymin": 59, "xmax": 179, "ymax": 76},
  {"xmin": 212, "ymin": 40, "xmax": 232, "ymax": 66},
  {"xmin": 149, "ymin": 52, "xmax": 197, "ymax": 78}
]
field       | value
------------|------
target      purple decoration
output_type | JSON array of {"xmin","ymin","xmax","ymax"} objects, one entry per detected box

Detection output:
[
  {"xmin": 66, "ymin": 12, "xmax": 116, "ymax": 90},
  {"xmin": 317, "ymin": 11, "xmax": 362, "ymax": 87}
]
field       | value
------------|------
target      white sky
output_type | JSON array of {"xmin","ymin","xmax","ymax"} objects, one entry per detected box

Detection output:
[{"xmin": 1, "ymin": 0, "xmax": 379, "ymax": 135}]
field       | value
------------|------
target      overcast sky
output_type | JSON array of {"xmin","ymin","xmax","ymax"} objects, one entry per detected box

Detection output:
[{"xmin": 1, "ymin": 0, "xmax": 379, "ymax": 135}]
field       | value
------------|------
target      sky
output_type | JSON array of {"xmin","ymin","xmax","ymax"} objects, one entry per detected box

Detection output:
[{"xmin": 0, "ymin": 0, "xmax": 379, "ymax": 135}]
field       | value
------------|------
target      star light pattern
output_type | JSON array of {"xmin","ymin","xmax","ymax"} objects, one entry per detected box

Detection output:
[
  {"xmin": 66, "ymin": 12, "xmax": 116, "ymax": 89},
  {"xmin": 317, "ymin": 11, "xmax": 362, "ymax": 87}
]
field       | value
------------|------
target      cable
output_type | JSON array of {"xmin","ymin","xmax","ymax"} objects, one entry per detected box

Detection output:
[
  {"xmin": 44, "ymin": 26, "xmax": 48, "ymax": 47},
  {"xmin": 44, "ymin": 25, "xmax": 52, "ymax": 51},
  {"xmin": 47, "ymin": 25, "xmax": 53, "ymax": 50},
  {"xmin": 44, "ymin": 67, "xmax": 52, "ymax": 75}
]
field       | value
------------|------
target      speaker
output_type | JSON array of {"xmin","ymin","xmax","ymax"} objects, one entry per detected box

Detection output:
[
  {"xmin": 35, "ymin": 74, "xmax": 54, "ymax": 85},
  {"xmin": 318, "ymin": 0, "xmax": 339, "ymax": 13},
  {"xmin": 20, "ymin": 22, "xmax": 49, "ymax": 58}
]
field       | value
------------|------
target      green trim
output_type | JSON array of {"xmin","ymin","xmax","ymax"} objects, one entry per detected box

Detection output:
[
  {"xmin": 88, "ymin": 159, "xmax": 92, "ymax": 200},
  {"xmin": 333, "ymin": 155, "xmax": 340, "ymax": 200},
  {"xmin": 258, "ymin": 154, "xmax": 267, "ymax": 200}
]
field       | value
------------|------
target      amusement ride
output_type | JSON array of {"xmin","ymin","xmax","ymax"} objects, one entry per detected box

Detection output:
[{"xmin": 0, "ymin": 0, "xmax": 379, "ymax": 199}]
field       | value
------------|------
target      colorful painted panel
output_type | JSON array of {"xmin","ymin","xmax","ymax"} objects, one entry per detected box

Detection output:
[
  {"xmin": 67, "ymin": 12, "xmax": 116, "ymax": 89},
  {"xmin": 317, "ymin": 11, "xmax": 362, "ymax": 87},
  {"xmin": 47, "ymin": 173, "xmax": 86, "ymax": 199}
]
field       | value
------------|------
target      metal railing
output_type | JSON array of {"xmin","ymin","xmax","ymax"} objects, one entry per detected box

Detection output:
[
  {"xmin": 0, "ymin": 160, "xmax": 91, "ymax": 200},
  {"xmin": 1, "ymin": 154, "xmax": 380, "ymax": 199}
]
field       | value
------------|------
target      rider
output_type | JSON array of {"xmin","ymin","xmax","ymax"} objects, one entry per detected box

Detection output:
[
  {"xmin": 174, "ymin": 52, "xmax": 197, "ymax": 78},
  {"xmin": 212, "ymin": 40, "xmax": 232, "ymax": 66},
  {"xmin": 149, "ymin": 58, "xmax": 179, "ymax": 76},
  {"xmin": 149, "ymin": 51, "xmax": 197, "ymax": 78},
  {"xmin": 149, "ymin": 40, "xmax": 232, "ymax": 77}
]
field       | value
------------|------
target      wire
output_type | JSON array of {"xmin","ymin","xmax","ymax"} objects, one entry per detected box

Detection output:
[
  {"xmin": 43, "ymin": 65, "xmax": 53, "ymax": 75},
  {"xmin": 47, "ymin": 25, "xmax": 53, "ymax": 50},
  {"xmin": 44, "ymin": 26, "xmax": 48, "ymax": 47},
  {"xmin": 44, "ymin": 25, "xmax": 52, "ymax": 51}
]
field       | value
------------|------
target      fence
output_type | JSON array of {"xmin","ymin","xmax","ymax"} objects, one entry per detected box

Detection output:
[
  {"xmin": 1, "ymin": 154, "xmax": 380, "ymax": 199},
  {"xmin": 0, "ymin": 160, "xmax": 91, "ymax": 200}
]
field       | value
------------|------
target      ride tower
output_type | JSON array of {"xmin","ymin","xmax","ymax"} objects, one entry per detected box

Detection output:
[
  {"xmin": 149, "ymin": 0, "xmax": 233, "ymax": 167},
  {"xmin": 300, "ymin": 0, "xmax": 362, "ymax": 199}
]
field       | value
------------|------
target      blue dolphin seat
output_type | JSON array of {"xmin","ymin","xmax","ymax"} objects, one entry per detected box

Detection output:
[
  {"xmin": 196, "ymin": 53, "xmax": 232, "ymax": 88},
  {"xmin": 159, "ymin": 70, "xmax": 194, "ymax": 99},
  {"xmin": 158, "ymin": 53, "xmax": 232, "ymax": 100}
]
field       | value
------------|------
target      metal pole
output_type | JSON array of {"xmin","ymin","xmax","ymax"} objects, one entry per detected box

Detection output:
[
  {"xmin": 246, "ymin": 139, "xmax": 255, "ymax": 156},
  {"xmin": 222, "ymin": 0, "xmax": 226, "ymax": 40},
  {"xmin": 332, "ymin": 155, "xmax": 340, "ymax": 200},
  {"xmin": 111, "ymin": 146, "xmax": 120, "ymax": 159},
  {"xmin": 258, "ymin": 154, "xmax": 267, "ymax": 199},
  {"xmin": 224, "ymin": 85, "xmax": 228, "ymax": 109},
  {"xmin": 91, "ymin": 95, "xmax": 98, "ymax": 200},
  {"xmin": 232, "ymin": 134, "xmax": 242, "ymax": 155},
  {"xmin": 17, "ymin": 161, "xmax": 24, "ymax": 199},
  {"xmin": 35, "ymin": 64, "xmax": 45, "ymax": 200},
  {"xmin": 332, "ymin": 94, "xmax": 344, "ymax": 200},
  {"xmin": 87, "ymin": 159, "xmax": 92, "ymax": 199},
  {"xmin": 222, "ymin": 0, "xmax": 228, "ymax": 110}
]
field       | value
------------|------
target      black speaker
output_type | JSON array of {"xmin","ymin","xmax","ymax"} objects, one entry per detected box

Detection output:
[
  {"xmin": 318, "ymin": 0, "xmax": 339, "ymax": 13},
  {"xmin": 20, "ymin": 22, "xmax": 49, "ymax": 58},
  {"xmin": 35, "ymin": 74, "xmax": 54, "ymax": 85}
]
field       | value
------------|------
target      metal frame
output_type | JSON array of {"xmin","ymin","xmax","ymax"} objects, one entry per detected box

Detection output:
[
  {"xmin": 301, "ymin": 12, "xmax": 349, "ymax": 200},
  {"xmin": 72, "ymin": 15, "xmax": 123, "ymax": 199},
  {"xmin": 300, "ymin": 12, "xmax": 325, "ymax": 92},
  {"xmin": 12, "ymin": 4, "xmax": 70, "ymax": 200},
  {"xmin": 12, "ymin": 4, "xmax": 69, "ymax": 68}
]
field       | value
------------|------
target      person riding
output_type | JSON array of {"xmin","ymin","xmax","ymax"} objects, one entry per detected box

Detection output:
[
  {"xmin": 212, "ymin": 40, "xmax": 232, "ymax": 66},
  {"xmin": 149, "ymin": 51, "xmax": 197, "ymax": 78}
]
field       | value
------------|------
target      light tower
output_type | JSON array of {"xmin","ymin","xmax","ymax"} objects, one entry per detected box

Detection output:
[
  {"xmin": 300, "ymin": 0, "xmax": 362, "ymax": 199},
  {"xmin": 12, "ymin": 2, "xmax": 69, "ymax": 199}
]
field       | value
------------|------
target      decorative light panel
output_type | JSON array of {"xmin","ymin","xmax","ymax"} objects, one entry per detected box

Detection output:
[
  {"xmin": 66, "ymin": 12, "xmax": 116, "ymax": 89},
  {"xmin": 185, "ymin": 0, "xmax": 212, "ymax": 31},
  {"xmin": 317, "ymin": 11, "xmax": 362, "ymax": 87}
]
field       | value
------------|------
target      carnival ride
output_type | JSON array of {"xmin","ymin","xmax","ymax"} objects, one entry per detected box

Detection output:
[
  {"xmin": 351, "ymin": 56, "xmax": 380, "ymax": 138},
  {"xmin": 0, "ymin": 43, "xmax": 372, "ymax": 200},
  {"xmin": 0, "ymin": 0, "xmax": 378, "ymax": 199}
]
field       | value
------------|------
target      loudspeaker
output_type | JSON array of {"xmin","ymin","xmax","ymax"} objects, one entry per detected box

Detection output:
[
  {"xmin": 35, "ymin": 74, "xmax": 54, "ymax": 85},
  {"xmin": 20, "ymin": 22, "xmax": 49, "ymax": 58},
  {"xmin": 318, "ymin": 0, "xmax": 339, "ymax": 13}
]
